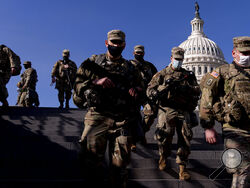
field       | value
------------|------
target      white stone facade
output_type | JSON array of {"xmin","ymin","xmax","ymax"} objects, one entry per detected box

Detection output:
[{"xmin": 179, "ymin": 6, "xmax": 227, "ymax": 83}]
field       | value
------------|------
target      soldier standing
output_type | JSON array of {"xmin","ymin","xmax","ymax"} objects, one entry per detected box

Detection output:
[
  {"xmin": 16, "ymin": 61, "xmax": 39, "ymax": 107},
  {"xmin": 51, "ymin": 49, "xmax": 77, "ymax": 109},
  {"xmin": 147, "ymin": 47, "xmax": 200, "ymax": 180},
  {"xmin": 130, "ymin": 45, "xmax": 157, "ymax": 150},
  {"xmin": 199, "ymin": 36, "xmax": 250, "ymax": 188},
  {"xmin": 0, "ymin": 44, "xmax": 21, "ymax": 107},
  {"xmin": 73, "ymin": 30, "xmax": 143, "ymax": 188}
]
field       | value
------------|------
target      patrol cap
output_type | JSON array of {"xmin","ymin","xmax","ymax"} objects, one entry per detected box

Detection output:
[
  {"xmin": 134, "ymin": 45, "xmax": 144, "ymax": 53},
  {"xmin": 62, "ymin": 49, "xmax": 70, "ymax": 56},
  {"xmin": 171, "ymin": 47, "xmax": 185, "ymax": 59},
  {"xmin": 23, "ymin": 61, "xmax": 31, "ymax": 65},
  {"xmin": 233, "ymin": 36, "xmax": 250, "ymax": 52},
  {"xmin": 107, "ymin": 30, "xmax": 125, "ymax": 42}
]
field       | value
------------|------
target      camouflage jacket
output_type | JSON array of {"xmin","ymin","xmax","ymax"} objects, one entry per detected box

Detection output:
[
  {"xmin": 147, "ymin": 65, "xmax": 200, "ymax": 112},
  {"xmin": 18, "ymin": 68, "xmax": 38, "ymax": 91},
  {"xmin": 199, "ymin": 62, "xmax": 250, "ymax": 132},
  {"xmin": 0, "ymin": 45, "xmax": 21, "ymax": 75},
  {"xmin": 51, "ymin": 59, "xmax": 77, "ymax": 82},
  {"xmin": 130, "ymin": 59, "xmax": 157, "ymax": 87},
  {"xmin": 73, "ymin": 53, "xmax": 144, "ymax": 116}
]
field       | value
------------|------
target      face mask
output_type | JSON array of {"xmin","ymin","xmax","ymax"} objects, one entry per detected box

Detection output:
[
  {"xmin": 108, "ymin": 45, "xmax": 123, "ymax": 57},
  {"xmin": 63, "ymin": 56, "xmax": 69, "ymax": 61},
  {"xmin": 172, "ymin": 60, "xmax": 183, "ymax": 69},
  {"xmin": 237, "ymin": 55, "xmax": 250, "ymax": 66},
  {"xmin": 24, "ymin": 65, "xmax": 30, "ymax": 69},
  {"xmin": 134, "ymin": 54, "xmax": 144, "ymax": 61}
]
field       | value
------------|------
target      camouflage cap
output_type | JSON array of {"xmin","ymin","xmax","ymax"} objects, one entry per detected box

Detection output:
[
  {"xmin": 62, "ymin": 49, "xmax": 70, "ymax": 56},
  {"xmin": 233, "ymin": 36, "xmax": 250, "ymax": 52},
  {"xmin": 23, "ymin": 61, "xmax": 31, "ymax": 65},
  {"xmin": 134, "ymin": 45, "xmax": 144, "ymax": 53},
  {"xmin": 107, "ymin": 30, "xmax": 125, "ymax": 42},
  {"xmin": 171, "ymin": 47, "xmax": 185, "ymax": 59}
]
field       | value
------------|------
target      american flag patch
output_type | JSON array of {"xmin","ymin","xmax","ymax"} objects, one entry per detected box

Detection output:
[{"xmin": 210, "ymin": 71, "xmax": 219, "ymax": 78}]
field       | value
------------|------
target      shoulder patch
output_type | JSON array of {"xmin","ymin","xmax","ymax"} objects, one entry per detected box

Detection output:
[
  {"xmin": 210, "ymin": 71, "xmax": 219, "ymax": 78},
  {"xmin": 206, "ymin": 78, "xmax": 213, "ymax": 86}
]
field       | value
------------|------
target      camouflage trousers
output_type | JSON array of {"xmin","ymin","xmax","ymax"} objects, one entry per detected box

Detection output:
[
  {"xmin": 142, "ymin": 103, "xmax": 158, "ymax": 132},
  {"xmin": 57, "ymin": 88, "xmax": 72, "ymax": 103},
  {"xmin": 223, "ymin": 128, "xmax": 250, "ymax": 188},
  {"xmin": 155, "ymin": 107, "xmax": 193, "ymax": 166},
  {"xmin": 55, "ymin": 79, "xmax": 72, "ymax": 103},
  {"xmin": 0, "ymin": 73, "xmax": 11, "ymax": 103},
  {"xmin": 17, "ymin": 90, "xmax": 39, "ymax": 107},
  {"xmin": 79, "ymin": 109, "xmax": 133, "ymax": 188}
]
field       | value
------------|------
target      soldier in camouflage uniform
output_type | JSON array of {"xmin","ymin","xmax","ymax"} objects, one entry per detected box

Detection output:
[
  {"xmin": 0, "ymin": 44, "xmax": 21, "ymax": 107},
  {"xmin": 199, "ymin": 36, "xmax": 250, "ymax": 188},
  {"xmin": 51, "ymin": 49, "xmax": 77, "ymax": 109},
  {"xmin": 147, "ymin": 47, "xmax": 200, "ymax": 180},
  {"xmin": 130, "ymin": 45, "xmax": 157, "ymax": 150},
  {"xmin": 73, "ymin": 30, "xmax": 144, "ymax": 188},
  {"xmin": 16, "ymin": 61, "xmax": 39, "ymax": 107}
]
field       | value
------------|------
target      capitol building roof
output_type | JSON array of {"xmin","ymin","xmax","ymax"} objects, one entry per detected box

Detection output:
[{"xmin": 179, "ymin": 3, "xmax": 227, "ymax": 83}]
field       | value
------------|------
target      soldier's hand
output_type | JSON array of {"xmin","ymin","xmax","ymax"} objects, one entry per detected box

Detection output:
[
  {"xmin": 205, "ymin": 128, "xmax": 218, "ymax": 144},
  {"xmin": 17, "ymin": 82, "xmax": 21, "ymax": 88},
  {"xmin": 94, "ymin": 77, "xmax": 115, "ymax": 88},
  {"xmin": 11, "ymin": 68, "xmax": 17, "ymax": 75}
]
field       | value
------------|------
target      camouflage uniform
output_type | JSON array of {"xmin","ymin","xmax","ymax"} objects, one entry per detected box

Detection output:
[
  {"xmin": 74, "ymin": 30, "xmax": 144, "ymax": 188},
  {"xmin": 17, "ymin": 61, "xmax": 39, "ymax": 107},
  {"xmin": 0, "ymin": 45, "xmax": 21, "ymax": 106},
  {"xmin": 130, "ymin": 45, "xmax": 158, "ymax": 133},
  {"xmin": 147, "ymin": 47, "xmax": 200, "ymax": 179},
  {"xmin": 51, "ymin": 49, "xmax": 77, "ymax": 108},
  {"xmin": 200, "ymin": 36, "xmax": 250, "ymax": 188}
]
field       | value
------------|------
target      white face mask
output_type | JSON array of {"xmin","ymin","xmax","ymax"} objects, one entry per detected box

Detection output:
[
  {"xmin": 172, "ymin": 60, "xmax": 183, "ymax": 69},
  {"xmin": 237, "ymin": 55, "xmax": 250, "ymax": 66}
]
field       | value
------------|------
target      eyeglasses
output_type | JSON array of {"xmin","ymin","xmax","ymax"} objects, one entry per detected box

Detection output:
[{"xmin": 110, "ymin": 40, "xmax": 124, "ymax": 45}]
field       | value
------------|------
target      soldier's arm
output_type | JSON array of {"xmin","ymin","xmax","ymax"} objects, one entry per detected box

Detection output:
[
  {"xmin": 199, "ymin": 70, "xmax": 221, "ymax": 129},
  {"xmin": 146, "ymin": 71, "xmax": 163, "ymax": 99},
  {"xmin": 150, "ymin": 62, "xmax": 158, "ymax": 76},
  {"xmin": 51, "ymin": 61, "xmax": 60, "ymax": 78},
  {"xmin": 70, "ymin": 61, "xmax": 78, "ymax": 80},
  {"xmin": 3, "ymin": 47, "xmax": 21, "ymax": 69},
  {"xmin": 23, "ymin": 69, "xmax": 34, "ymax": 88},
  {"xmin": 74, "ymin": 57, "xmax": 98, "ymax": 98}
]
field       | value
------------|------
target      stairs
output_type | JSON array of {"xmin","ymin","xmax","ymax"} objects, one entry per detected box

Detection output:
[{"xmin": 0, "ymin": 107, "xmax": 232, "ymax": 188}]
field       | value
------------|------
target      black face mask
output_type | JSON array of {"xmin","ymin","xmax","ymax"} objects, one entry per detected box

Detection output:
[
  {"xmin": 24, "ymin": 65, "xmax": 30, "ymax": 69},
  {"xmin": 108, "ymin": 45, "xmax": 124, "ymax": 58},
  {"xmin": 63, "ymin": 56, "xmax": 69, "ymax": 61},
  {"xmin": 134, "ymin": 54, "xmax": 144, "ymax": 61}
]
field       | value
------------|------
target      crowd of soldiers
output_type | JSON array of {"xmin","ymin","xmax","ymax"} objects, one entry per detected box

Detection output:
[{"xmin": 0, "ymin": 30, "xmax": 249, "ymax": 188}]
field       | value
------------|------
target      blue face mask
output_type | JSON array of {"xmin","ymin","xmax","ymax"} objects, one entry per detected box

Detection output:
[{"xmin": 172, "ymin": 60, "xmax": 183, "ymax": 69}]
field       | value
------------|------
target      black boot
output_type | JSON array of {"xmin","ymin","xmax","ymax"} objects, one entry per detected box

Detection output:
[
  {"xmin": 65, "ymin": 100, "xmax": 69, "ymax": 109},
  {"xmin": 59, "ymin": 101, "xmax": 63, "ymax": 109}
]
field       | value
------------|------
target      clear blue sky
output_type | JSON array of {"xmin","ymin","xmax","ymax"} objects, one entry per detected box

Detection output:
[{"xmin": 1, "ymin": 0, "xmax": 249, "ymax": 108}]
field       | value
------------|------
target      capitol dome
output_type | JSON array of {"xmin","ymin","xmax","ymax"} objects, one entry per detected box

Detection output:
[{"xmin": 179, "ymin": 3, "xmax": 227, "ymax": 83}]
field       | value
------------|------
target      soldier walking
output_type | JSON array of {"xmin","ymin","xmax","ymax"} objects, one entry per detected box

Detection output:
[
  {"xmin": 199, "ymin": 36, "xmax": 250, "ymax": 188},
  {"xmin": 73, "ymin": 30, "xmax": 144, "ymax": 188},
  {"xmin": 51, "ymin": 49, "xmax": 77, "ymax": 109},
  {"xmin": 16, "ymin": 61, "xmax": 39, "ymax": 107},
  {"xmin": 130, "ymin": 45, "xmax": 158, "ymax": 150},
  {"xmin": 0, "ymin": 44, "xmax": 21, "ymax": 107},
  {"xmin": 147, "ymin": 47, "xmax": 200, "ymax": 180}
]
